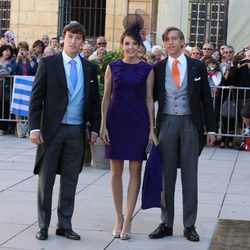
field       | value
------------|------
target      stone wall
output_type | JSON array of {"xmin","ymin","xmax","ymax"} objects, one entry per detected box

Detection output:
[
  {"xmin": 10, "ymin": 0, "xmax": 58, "ymax": 47},
  {"xmin": 105, "ymin": 0, "xmax": 151, "ymax": 50}
]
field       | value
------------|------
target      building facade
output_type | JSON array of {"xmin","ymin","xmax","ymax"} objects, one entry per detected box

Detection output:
[
  {"xmin": 156, "ymin": 0, "xmax": 250, "ymax": 51},
  {"xmin": 0, "ymin": 0, "xmax": 249, "ymax": 51}
]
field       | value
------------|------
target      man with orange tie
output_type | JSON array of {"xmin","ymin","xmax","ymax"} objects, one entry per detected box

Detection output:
[{"xmin": 149, "ymin": 27, "xmax": 216, "ymax": 242}]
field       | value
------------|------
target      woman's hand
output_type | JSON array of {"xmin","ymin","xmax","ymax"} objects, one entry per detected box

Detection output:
[
  {"xmin": 148, "ymin": 130, "xmax": 158, "ymax": 146},
  {"xmin": 100, "ymin": 126, "xmax": 110, "ymax": 145}
]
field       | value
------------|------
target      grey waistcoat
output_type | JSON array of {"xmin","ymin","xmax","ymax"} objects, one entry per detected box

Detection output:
[{"xmin": 163, "ymin": 64, "xmax": 191, "ymax": 115}]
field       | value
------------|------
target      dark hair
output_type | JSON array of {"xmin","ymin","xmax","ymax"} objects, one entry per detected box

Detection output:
[
  {"xmin": 120, "ymin": 13, "xmax": 144, "ymax": 46},
  {"xmin": 212, "ymin": 49, "xmax": 222, "ymax": 62},
  {"xmin": 32, "ymin": 39, "xmax": 45, "ymax": 53},
  {"xmin": 17, "ymin": 41, "xmax": 29, "ymax": 51},
  {"xmin": 206, "ymin": 58, "xmax": 221, "ymax": 72},
  {"xmin": 120, "ymin": 30, "xmax": 143, "ymax": 46},
  {"xmin": 62, "ymin": 22, "xmax": 86, "ymax": 40},
  {"xmin": 0, "ymin": 44, "xmax": 13, "ymax": 59},
  {"xmin": 241, "ymin": 101, "xmax": 250, "ymax": 118},
  {"xmin": 162, "ymin": 27, "xmax": 185, "ymax": 41}
]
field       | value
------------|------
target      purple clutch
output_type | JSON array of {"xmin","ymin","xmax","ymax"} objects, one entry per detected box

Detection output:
[{"xmin": 141, "ymin": 144, "xmax": 162, "ymax": 209}]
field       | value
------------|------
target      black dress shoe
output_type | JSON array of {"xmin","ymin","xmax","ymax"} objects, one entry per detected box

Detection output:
[
  {"xmin": 36, "ymin": 228, "xmax": 48, "ymax": 240},
  {"xmin": 56, "ymin": 228, "xmax": 81, "ymax": 240},
  {"xmin": 184, "ymin": 226, "xmax": 200, "ymax": 242},
  {"xmin": 148, "ymin": 223, "xmax": 173, "ymax": 239}
]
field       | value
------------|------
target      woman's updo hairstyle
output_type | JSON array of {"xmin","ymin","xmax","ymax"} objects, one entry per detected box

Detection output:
[{"xmin": 120, "ymin": 13, "xmax": 144, "ymax": 46}]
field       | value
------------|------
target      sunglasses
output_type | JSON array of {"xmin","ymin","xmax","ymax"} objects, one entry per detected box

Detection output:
[{"xmin": 98, "ymin": 42, "xmax": 107, "ymax": 45}]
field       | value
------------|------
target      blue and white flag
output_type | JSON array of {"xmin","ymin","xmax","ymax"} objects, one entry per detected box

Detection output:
[{"xmin": 11, "ymin": 75, "xmax": 35, "ymax": 117}]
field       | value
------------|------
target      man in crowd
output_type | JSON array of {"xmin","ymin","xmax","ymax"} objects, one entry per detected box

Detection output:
[
  {"xmin": 41, "ymin": 34, "xmax": 49, "ymax": 48},
  {"xmin": 89, "ymin": 36, "xmax": 107, "ymax": 60},
  {"xmin": 149, "ymin": 26, "xmax": 216, "ymax": 242},
  {"xmin": 201, "ymin": 43, "xmax": 214, "ymax": 63}
]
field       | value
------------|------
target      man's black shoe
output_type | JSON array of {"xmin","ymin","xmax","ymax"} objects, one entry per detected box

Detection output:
[
  {"xmin": 184, "ymin": 226, "xmax": 200, "ymax": 242},
  {"xmin": 35, "ymin": 228, "xmax": 48, "ymax": 240},
  {"xmin": 148, "ymin": 223, "xmax": 173, "ymax": 239},
  {"xmin": 56, "ymin": 228, "xmax": 81, "ymax": 240}
]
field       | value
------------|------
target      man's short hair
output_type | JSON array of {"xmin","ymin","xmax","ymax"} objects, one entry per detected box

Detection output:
[
  {"xmin": 162, "ymin": 27, "xmax": 185, "ymax": 41},
  {"xmin": 62, "ymin": 22, "xmax": 86, "ymax": 40},
  {"xmin": 226, "ymin": 45, "xmax": 235, "ymax": 53}
]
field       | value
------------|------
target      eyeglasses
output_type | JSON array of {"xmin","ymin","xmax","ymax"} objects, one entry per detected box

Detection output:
[
  {"xmin": 97, "ymin": 42, "xmax": 107, "ymax": 45},
  {"xmin": 203, "ymin": 48, "xmax": 212, "ymax": 51}
]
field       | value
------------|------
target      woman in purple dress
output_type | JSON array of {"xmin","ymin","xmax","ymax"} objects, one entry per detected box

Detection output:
[{"xmin": 101, "ymin": 14, "xmax": 157, "ymax": 240}]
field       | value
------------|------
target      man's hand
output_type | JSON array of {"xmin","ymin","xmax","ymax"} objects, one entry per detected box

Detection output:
[
  {"xmin": 206, "ymin": 133, "xmax": 216, "ymax": 146},
  {"xmin": 30, "ymin": 131, "xmax": 44, "ymax": 145}
]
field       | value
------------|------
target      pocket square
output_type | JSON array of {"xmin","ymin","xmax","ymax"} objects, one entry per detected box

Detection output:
[
  {"xmin": 90, "ymin": 80, "xmax": 94, "ymax": 83},
  {"xmin": 194, "ymin": 77, "xmax": 201, "ymax": 81}
]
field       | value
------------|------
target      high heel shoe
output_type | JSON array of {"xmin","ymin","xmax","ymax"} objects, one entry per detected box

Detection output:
[
  {"xmin": 112, "ymin": 214, "xmax": 124, "ymax": 238},
  {"xmin": 120, "ymin": 218, "xmax": 132, "ymax": 240}
]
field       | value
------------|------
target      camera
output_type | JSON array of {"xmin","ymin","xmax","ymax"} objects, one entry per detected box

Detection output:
[
  {"xmin": 239, "ymin": 59, "xmax": 250, "ymax": 65},
  {"xmin": 20, "ymin": 51, "xmax": 27, "ymax": 56}
]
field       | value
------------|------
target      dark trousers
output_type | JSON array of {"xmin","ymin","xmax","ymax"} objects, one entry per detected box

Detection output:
[
  {"xmin": 159, "ymin": 114, "xmax": 199, "ymax": 228},
  {"xmin": 37, "ymin": 124, "xmax": 85, "ymax": 229}
]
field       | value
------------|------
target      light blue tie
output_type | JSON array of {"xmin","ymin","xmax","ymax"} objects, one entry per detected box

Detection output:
[{"xmin": 69, "ymin": 59, "xmax": 78, "ymax": 89}]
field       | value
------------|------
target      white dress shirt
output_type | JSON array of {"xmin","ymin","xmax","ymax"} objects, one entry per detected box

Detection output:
[
  {"xmin": 62, "ymin": 50, "xmax": 81, "ymax": 79},
  {"xmin": 167, "ymin": 53, "xmax": 187, "ymax": 87}
]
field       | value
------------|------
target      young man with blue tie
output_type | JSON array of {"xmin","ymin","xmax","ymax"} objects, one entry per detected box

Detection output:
[
  {"xmin": 29, "ymin": 22, "xmax": 100, "ymax": 241},
  {"xmin": 149, "ymin": 27, "xmax": 216, "ymax": 242}
]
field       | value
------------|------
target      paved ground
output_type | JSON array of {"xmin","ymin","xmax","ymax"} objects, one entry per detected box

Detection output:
[{"xmin": 0, "ymin": 135, "xmax": 249, "ymax": 250}]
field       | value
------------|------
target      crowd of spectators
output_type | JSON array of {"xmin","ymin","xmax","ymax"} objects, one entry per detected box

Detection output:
[{"xmin": 0, "ymin": 29, "xmax": 249, "ymax": 147}]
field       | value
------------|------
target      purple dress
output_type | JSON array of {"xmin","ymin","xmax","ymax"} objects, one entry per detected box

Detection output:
[{"xmin": 105, "ymin": 59, "xmax": 152, "ymax": 160}]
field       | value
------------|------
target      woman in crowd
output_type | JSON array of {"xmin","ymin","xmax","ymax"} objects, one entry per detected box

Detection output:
[
  {"xmin": 13, "ymin": 41, "xmax": 38, "ymax": 123},
  {"xmin": 101, "ymin": 14, "xmax": 157, "ymax": 240},
  {"xmin": 31, "ymin": 40, "xmax": 45, "ymax": 63},
  {"xmin": 190, "ymin": 46, "xmax": 202, "ymax": 60},
  {"xmin": 145, "ymin": 52, "xmax": 156, "ymax": 65},
  {"xmin": 43, "ymin": 47, "xmax": 56, "ymax": 57},
  {"xmin": 82, "ymin": 43, "xmax": 93, "ymax": 60},
  {"xmin": 0, "ymin": 44, "xmax": 15, "ymax": 135},
  {"xmin": 151, "ymin": 45, "xmax": 164, "ymax": 63},
  {"xmin": 14, "ymin": 41, "xmax": 38, "ymax": 76},
  {"xmin": 235, "ymin": 49, "xmax": 250, "ymax": 128},
  {"xmin": 206, "ymin": 58, "xmax": 223, "ymax": 132},
  {"xmin": 219, "ymin": 46, "xmax": 237, "ymax": 148},
  {"xmin": 212, "ymin": 49, "xmax": 222, "ymax": 62}
]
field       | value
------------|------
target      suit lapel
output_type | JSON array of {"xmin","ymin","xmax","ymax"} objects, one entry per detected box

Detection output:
[
  {"xmin": 159, "ymin": 58, "xmax": 167, "ymax": 102},
  {"xmin": 55, "ymin": 53, "xmax": 68, "ymax": 94},
  {"xmin": 186, "ymin": 56, "xmax": 195, "ymax": 98},
  {"xmin": 81, "ymin": 58, "xmax": 90, "ymax": 99}
]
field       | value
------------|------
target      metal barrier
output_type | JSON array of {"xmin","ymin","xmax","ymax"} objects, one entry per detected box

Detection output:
[
  {"xmin": 1, "ymin": 76, "xmax": 250, "ymax": 138},
  {"xmin": 211, "ymin": 85, "xmax": 250, "ymax": 138},
  {"xmin": 0, "ymin": 76, "xmax": 27, "ymax": 123}
]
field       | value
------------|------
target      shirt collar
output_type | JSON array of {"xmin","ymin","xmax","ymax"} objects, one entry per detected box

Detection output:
[
  {"xmin": 168, "ymin": 53, "xmax": 186, "ymax": 65},
  {"xmin": 62, "ymin": 50, "xmax": 81, "ymax": 65}
]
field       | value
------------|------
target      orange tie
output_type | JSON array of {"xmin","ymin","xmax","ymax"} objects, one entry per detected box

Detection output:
[{"xmin": 172, "ymin": 59, "xmax": 180, "ymax": 89}]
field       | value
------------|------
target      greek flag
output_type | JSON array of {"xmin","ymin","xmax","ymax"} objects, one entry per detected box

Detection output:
[{"xmin": 11, "ymin": 75, "xmax": 35, "ymax": 117}]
